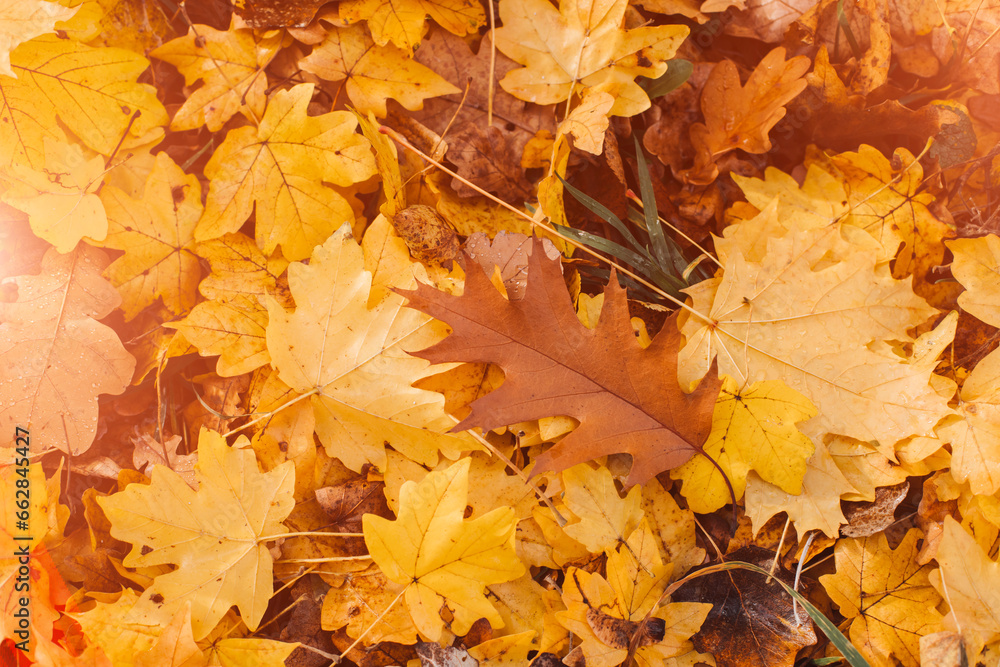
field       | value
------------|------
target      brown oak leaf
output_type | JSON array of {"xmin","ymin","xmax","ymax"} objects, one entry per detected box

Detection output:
[{"xmin": 402, "ymin": 237, "xmax": 721, "ymax": 486}]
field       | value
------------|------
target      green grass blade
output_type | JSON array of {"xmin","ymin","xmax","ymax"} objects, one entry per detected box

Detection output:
[
  {"xmin": 633, "ymin": 137, "xmax": 677, "ymax": 272},
  {"xmin": 553, "ymin": 224, "xmax": 685, "ymax": 294},
  {"xmin": 558, "ymin": 174, "xmax": 645, "ymax": 252},
  {"xmin": 836, "ymin": 0, "xmax": 863, "ymax": 59},
  {"xmin": 625, "ymin": 204, "xmax": 690, "ymax": 277}
]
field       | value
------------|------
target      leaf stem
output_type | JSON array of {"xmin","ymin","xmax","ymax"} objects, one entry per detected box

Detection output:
[
  {"xmin": 281, "ymin": 555, "xmax": 373, "ymax": 563},
  {"xmin": 259, "ymin": 531, "xmax": 365, "ymax": 541},
  {"xmin": 221, "ymin": 387, "xmax": 320, "ymax": 437}
]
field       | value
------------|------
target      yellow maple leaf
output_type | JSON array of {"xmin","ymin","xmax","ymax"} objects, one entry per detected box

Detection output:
[
  {"xmin": 0, "ymin": 138, "xmax": 107, "ymax": 252},
  {"xmin": 467, "ymin": 631, "xmax": 537, "ymax": 665},
  {"xmin": 0, "ymin": 0, "xmax": 78, "ymax": 78},
  {"xmin": 323, "ymin": 565, "xmax": 420, "ymax": 645},
  {"xmin": 299, "ymin": 23, "xmax": 460, "ymax": 118},
  {"xmin": 640, "ymin": 478, "xmax": 704, "ymax": 578},
  {"xmin": 493, "ymin": 0, "xmax": 688, "ymax": 116},
  {"xmin": 265, "ymin": 223, "xmax": 470, "ymax": 471},
  {"xmin": 195, "ymin": 83, "xmax": 376, "ymax": 262},
  {"xmin": 558, "ymin": 89, "xmax": 614, "ymax": 154},
  {"xmin": 937, "ymin": 348, "xmax": 1000, "ymax": 496},
  {"xmin": 72, "ymin": 590, "xmax": 182, "ymax": 666},
  {"xmin": 151, "ymin": 19, "xmax": 282, "ymax": 132},
  {"xmin": 1, "ymin": 35, "xmax": 167, "ymax": 169},
  {"xmin": 561, "ymin": 463, "xmax": 643, "ymax": 553},
  {"xmin": 729, "ymin": 164, "xmax": 851, "ymax": 232},
  {"xmin": 939, "ymin": 235, "xmax": 1000, "ymax": 494},
  {"xmin": 96, "ymin": 152, "xmax": 201, "ymax": 320},
  {"xmin": 556, "ymin": 521, "xmax": 710, "ymax": 667},
  {"xmin": 823, "ymin": 145, "xmax": 952, "ymax": 284},
  {"xmin": 730, "ymin": 146, "xmax": 954, "ymax": 298},
  {"xmin": 828, "ymin": 435, "xmax": 913, "ymax": 502},
  {"xmin": 196, "ymin": 232, "xmax": 291, "ymax": 302},
  {"xmin": 487, "ymin": 575, "xmax": 567, "ymax": 650},
  {"xmin": 745, "ymin": 440, "xmax": 855, "ymax": 538},
  {"xmin": 384, "ymin": 450, "xmax": 537, "ymax": 523},
  {"xmin": 64, "ymin": 0, "xmax": 175, "ymax": 52},
  {"xmin": 949, "ymin": 235, "xmax": 1000, "ymax": 330},
  {"xmin": 97, "ymin": 428, "xmax": 295, "ymax": 639},
  {"xmin": 167, "ymin": 232, "xmax": 289, "ymax": 377},
  {"xmin": 672, "ymin": 376, "xmax": 816, "ymax": 514},
  {"xmin": 678, "ymin": 207, "xmax": 951, "ymax": 453},
  {"xmin": 363, "ymin": 458, "xmax": 524, "ymax": 640},
  {"xmin": 75, "ymin": 593, "xmax": 298, "ymax": 667},
  {"xmin": 354, "ymin": 111, "xmax": 406, "ymax": 218},
  {"xmin": 339, "ymin": 0, "xmax": 484, "ymax": 53},
  {"xmin": 931, "ymin": 516, "xmax": 1000, "ymax": 660},
  {"xmin": 820, "ymin": 529, "xmax": 944, "ymax": 667},
  {"xmin": 171, "ymin": 294, "xmax": 271, "ymax": 377}
]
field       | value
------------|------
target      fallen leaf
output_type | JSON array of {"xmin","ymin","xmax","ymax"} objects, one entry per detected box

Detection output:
[
  {"xmin": 678, "ymin": 208, "xmax": 951, "ymax": 454},
  {"xmin": 363, "ymin": 458, "xmax": 524, "ymax": 640},
  {"xmin": 821, "ymin": 529, "xmax": 944, "ymax": 667},
  {"xmin": 403, "ymin": 236, "xmax": 722, "ymax": 486},
  {"xmin": 232, "ymin": 0, "xmax": 329, "ymax": 28},
  {"xmin": 463, "ymin": 231, "xmax": 560, "ymax": 301},
  {"xmin": 446, "ymin": 124, "xmax": 533, "ymax": 202},
  {"xmin": 416, "ymin": 643, "xmax": 478, "ymax": 666},
  {"xmin": 392, "ymin": 205, "xmax": 462, "ymax": 267},
  {"xmin": 672, "ymin": 376, "xmax": 816, "ymax": 514},
  {"xmin": 2, "ymin": 35, "xmax": 167, "ymax": 168},
  {"xmin": 0, "ymin": 0, "xmax": 78, "ymax": 78},
  {"xmin": 558, "ymin": 90, "xmax": 615, "ymax": 154},
  {"xmin": 940, "ymin": 236, "xmax": 1000, "ymax": 494},
  {"xmin": 323, "ymin": 566, "xmax": 421, "ymax": 645},
  {"xmin": 724, "ymin": 0, "xmax": 816, "ymax": 42},
  {"xmin": 557, "ymin": 522, "xmax": 710, "ymax": 667},
  {"xmin": 299, "ymin": 23, "xmax": 460, "ymax": 118},
  {"xmin": 467, "ymin": 630, "xmax": 537, "ymax": 665},
  {"xmin": 684, "ymin": 47, "xmax": 810, "ymax": 184},
  {"xmin": 639, "ymin": 477, "xmax": 705, "ymax": 577},
  {"xmin": 96, "ymin": 152, "xmax": 202, "ymax": 320},
  {"xmin": 151, "ymin": 19, "xmax": 281, "ymax": 131},
  {"xmin": 132, "ymin": 434, "xmax": 197, "ymax": 488},
  {"xmin": 930, "ymin": 516, "xmax": 1000, "ymax": 659},
  {"xmin": 744, "ymin": 440, "xmax": 856, "ymax": 538},
  {"xmin": 561, "ymin": 463, "xmax": 643, "ymax": 553},
  {"xmin": 264, "ymin": 223, "xmax": 471, "ymax": 471},
  {"xmin": 0, "ymin": 244, "xmax": 135, "ymax": 455},
  {"xmin": 494, "ymin": 0, "xmax": 688, "ymax": 115},
  {"xmin": 194, "ymin": 83, "xmax": 377, "ymax": 261},
  {"xmin": 411, "ymin": 29, "xmax": 555, "ymax": 174},
  {"xmin": 0, "ymin": 138, "xmax": 108, "ymax": 252},
  {"xmin": 339, "ymin": 0, "xmax": 484, "ymax": 53},
  {"xmin": 97, "ymin": 428, "xmax": 295, "ymax": 639},
  {"xmin": 839, "ymin": 481, "xmax": 909, "ymax": 538},
  {"xmin": 673, "ymin": 545, "xmax": 817, "ymax": 667},
  {"xmin": 919, "ymin": 631, "xmax": 966, "ymax": 667}
]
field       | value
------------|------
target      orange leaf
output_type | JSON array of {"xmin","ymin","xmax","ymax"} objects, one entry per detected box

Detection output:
[
  {"xmin": 402, "ymin": 237, "xmax": 721, "ymax": 486},
  {"xmin": 684, "ymin": 47, "xmax": 810, "ymax": 184}
]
